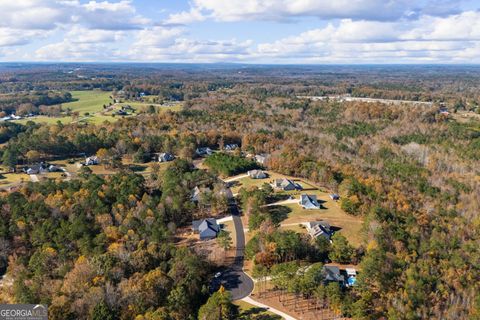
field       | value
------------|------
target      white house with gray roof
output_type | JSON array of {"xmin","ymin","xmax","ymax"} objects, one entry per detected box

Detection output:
[{"xmin": 299, "ymin": 194, "xmax": 321, "ymax": 209}]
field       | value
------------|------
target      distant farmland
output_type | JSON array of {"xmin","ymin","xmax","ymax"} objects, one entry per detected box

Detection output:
[
  {"xmin": 12, "ymin": 90, "xmax": 182, "ymax": 125},
  {"xmin": 61, "ymin": 90, "xmax": 112, "ymax": 114}
]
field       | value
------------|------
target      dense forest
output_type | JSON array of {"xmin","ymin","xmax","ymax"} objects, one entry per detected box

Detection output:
[{"xmin": 0, "ymin": 64, "xmax": 479, "ymax": 319}]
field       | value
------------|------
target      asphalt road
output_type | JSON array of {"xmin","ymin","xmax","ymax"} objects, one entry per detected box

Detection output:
[{"xmin": 215, "ymin": 203, "xmax": 254, "ymax": 300}]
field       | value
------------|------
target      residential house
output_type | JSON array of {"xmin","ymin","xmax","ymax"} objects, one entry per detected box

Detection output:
[
  {"xmin": 48, "ymin": 165, "xmax": 62, "ymax": 172},
  {"xmin": 192, "ymin": 218, "xmax": 220, "ymax": 240},
  {"xmin": 196, "ymin": 147, "xmax": 213, "ymax": 157},
  {"xmin": 299, "ymin": 194, "xmax": 321, "ymax": 209},
  {"xmin": 224, "ymin": 144, "xmax": 239, "ymax": 151},
  {"xmin": 191, "ymin": 186, "xmax": 202, "ymax": 203},
  {"xmin": 322, "ymin": 266, "xmax": 345, "ymax": 284},
  {"xmin": 218, "ymin": 185, "xmax": 234, "ymax": 201},
  {"xmin": 254, "ymin": 154, "xmax": 269, "ymax": 165},
  {"xmin": 85, "ymin": 156, "xmax": 100, "ymax": 166},
  {"xmin": 191, "ymin": 186, "xmax": 211, "ymax": 203},
  {"xmin": 25, "ymin": 165, "xmax": 41, "ymax": 175},
  {"xmin": 271, "ymin": 178, "xmax": 301, "ymax": 191},
  {"xmin": 248, "ymin": 170, "xmax": 267, "ymax": 179},
  {"xmin": 24, "ymin": 163, "xmax": 48, "ymax": 175},
  {"xmin": 158, "ymin": 152, "xmax": 175, "ymax": 162},
  {"xmin": 305, "ymin": 221, "xmax": 333, "ymax": 240}
]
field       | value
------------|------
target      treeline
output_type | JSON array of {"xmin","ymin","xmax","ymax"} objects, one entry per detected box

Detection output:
[{"xmin": 0, "ymin": 91, "xmax": 72, "ymax": 114}]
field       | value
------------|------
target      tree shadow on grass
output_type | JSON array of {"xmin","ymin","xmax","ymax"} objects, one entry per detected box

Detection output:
[
  {"xmin": 128, "ymin": 164, "xmax": 148, "ymax": 172},
  {"xmin": 268, "ymin": 205, "xmax": 291, "ymax": 225},
  {"xmin": 240, "ymin": 307, "xmax": 282, "ymax": 320},
  {"xmin": 266, "ymin": 193, "xmax": 290, "ymax": 204}
]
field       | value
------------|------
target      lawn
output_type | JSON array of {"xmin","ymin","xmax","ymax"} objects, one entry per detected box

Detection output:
[
  {"xmin": 229, "ymin": 170, "xmax": 320, "ymax": 194},
  {"xmin": 229, "ymin": 170, "xmax": 365, "ymax": 247},
  {"xmin": 12, "ymin": 96, "xmax": 183, "ymax": 126},
  {"xmin": 275, "ymin": 193, "xmax": 364, "ymax": 247},
  {"xmin": 54, "ymin": 157, "xmax": 172, "ymax": 178},
  {"xmin": 0, "ymin": 173, "xmax": 30, "ymax": 187},
  {"xmin": 220, "ymin": 220, "xmax": 237, "ymax": 248},
  {"xmin": 12, "ymin": 90, "xmax": 113, "ymax": 125},
  {"xmin": 62, "ymin": 90, "xmax": 112, "ymax": 114},
  {"xmin": 233, "ymin": 300, "xmax": 281, "ymax": 319}
]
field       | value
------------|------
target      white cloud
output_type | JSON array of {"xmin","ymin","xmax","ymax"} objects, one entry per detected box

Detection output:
[
  {"xmin": 255, "ymin": 12, "xmax": 480, "ymax": 63},
  {"xmin": 165, "ymin": 7, "xmax": 206, "ymax": 25},
  {"xmin": 179, "ymin": 0, "xmax": 433, "ymax": 22},
  {"xmin": 35, "ymin": 41, "xmax": 116, "ymax": 61},
  {"xmin": 76, "ymin": 0, "xmax": 150, "ymax": 30},
  {"xmin": 1, "ymin": 0, "xmax": 480, "ymax": 63},
  {"xmin": 0, "ymin": 28, "xmax": 46, "ymax": 47},
  {"xmin": 402, "ymin": 11, "xmax": 480, "ymax": 41},
  {"xmin": 66, "ymin": 26, "xmax": 126, "ymax": 44},
  {"xmin": 127, "ymin": 26, "xmax": 252, "ymax": 62},
  {"xmin": 0, "ymin": 0, "xmax": 150, "ymax": 50},
  {"xmin": 134, "ymin": 26, "xmax": 185, "ymax": 47}
]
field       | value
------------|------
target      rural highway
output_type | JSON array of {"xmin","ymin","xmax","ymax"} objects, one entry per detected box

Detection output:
[{"xmin": 216, "ymin": 202, "xmax": 254, "ymax": 300}]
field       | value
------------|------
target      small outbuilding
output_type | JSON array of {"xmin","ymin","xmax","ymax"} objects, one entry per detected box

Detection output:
[{"xmin": 329, "ymin": 194, "xmax": 340, "ymax": 201}]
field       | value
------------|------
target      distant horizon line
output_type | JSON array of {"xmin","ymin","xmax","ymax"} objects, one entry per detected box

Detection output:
[{"xmin": 1, "ymin": 61, "xmax": 480, "ymax": 67}]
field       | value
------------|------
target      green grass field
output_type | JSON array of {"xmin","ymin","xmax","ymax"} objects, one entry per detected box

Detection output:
[
  {"xmin": 12, "ymin": 92, "xmax": 182, "ymax": 125},
  {"xmin": 233, "ymin": 300, "xmax": 281, "ymax": 319},
  {"xmin": 62, "ymin": 90, "xmax": 112, "ymax": 114},
  {"xmin": 12, "ymin": 90, "xmax": 113, "ymax": 125}
]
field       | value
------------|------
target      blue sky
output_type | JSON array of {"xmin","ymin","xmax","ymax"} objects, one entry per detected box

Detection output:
[{"xmin": 1, "ymin": 0, "xmax": 480, "ymax": 63}]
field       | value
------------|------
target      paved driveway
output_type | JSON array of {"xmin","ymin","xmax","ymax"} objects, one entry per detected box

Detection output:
[{"xmin": 215, "ymin": 203, "xmax": 254, "ymax": 300}]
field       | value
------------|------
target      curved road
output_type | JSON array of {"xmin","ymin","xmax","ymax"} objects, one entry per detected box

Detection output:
[{"xmin": 217, "ymin": 203, "xmax": 254, "ymax": 300}]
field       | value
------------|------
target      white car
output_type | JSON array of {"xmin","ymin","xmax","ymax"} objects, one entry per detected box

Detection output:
[{"xmin": 214, "ymin": 272, "xmax": 222, "ymax": 278}]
